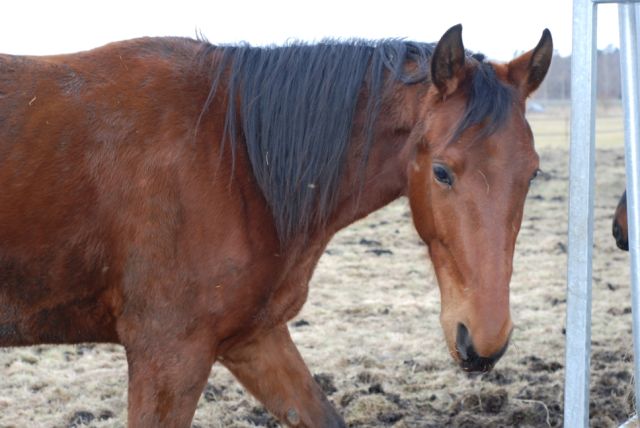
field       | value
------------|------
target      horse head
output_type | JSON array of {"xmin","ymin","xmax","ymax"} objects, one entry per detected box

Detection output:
[{"xmin": 408, "ymin": 25, "xmax": 552, "ymax": 372}]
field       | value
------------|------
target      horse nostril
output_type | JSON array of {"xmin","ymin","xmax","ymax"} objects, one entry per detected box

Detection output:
[
  {"xmin": 455, "ymin": 323, "xmax": 476, "ymax": 361},
  {"xmin": 455, "ymin": 323, "xmax": 509, "ymax": 373},
  {"xmin": 613, "ymin": 221, "xmax": 621, "ymax": 240}
]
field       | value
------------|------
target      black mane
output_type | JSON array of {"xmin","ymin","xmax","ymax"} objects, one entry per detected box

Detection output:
[{"xmin": 197, "ymin": 39, "xmax": 513, "ymax": 244}]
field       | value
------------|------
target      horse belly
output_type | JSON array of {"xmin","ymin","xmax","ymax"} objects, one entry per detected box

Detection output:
[{"xmin": 0, "ymin": 243, "xmax": 119, "ymax": 346}]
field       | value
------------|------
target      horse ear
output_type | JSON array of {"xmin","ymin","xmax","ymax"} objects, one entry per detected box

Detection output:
[
  {"xmin": 431, "ymin": 24, "xmax": 466, "ymax": 97},
  {"xmin": 508, "ymin": 29, "xmax": 553, "ymax": 97}
]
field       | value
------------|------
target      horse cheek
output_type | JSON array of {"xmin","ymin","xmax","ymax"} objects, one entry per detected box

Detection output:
[{"xmin": 408, "ymin": 162, "xmax": 435, "ymax": 244}]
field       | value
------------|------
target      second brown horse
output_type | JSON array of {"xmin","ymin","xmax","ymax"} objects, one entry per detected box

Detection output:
[{"xmin": 614, "ymin": 191, "xmax": 629, "ymax": 250}]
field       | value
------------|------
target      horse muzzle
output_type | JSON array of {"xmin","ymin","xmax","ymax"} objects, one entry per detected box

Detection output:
[
  {"xmin": 613, "ymin": 219, "xmax": 629, "ymax": 251},
  {"xmin": 455, "ymin": 323, "xmax": 510, "ymax": 373}
]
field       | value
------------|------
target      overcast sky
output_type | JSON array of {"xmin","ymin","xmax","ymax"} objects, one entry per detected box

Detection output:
[{"xmin": 0, "ymin": 1, "xmax": 621, "ymax": 61}]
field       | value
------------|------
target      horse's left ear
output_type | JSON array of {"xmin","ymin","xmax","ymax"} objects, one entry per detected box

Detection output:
[{"xmin": 507, "ymin": 29, "xmax": 553, "ymax": 97}]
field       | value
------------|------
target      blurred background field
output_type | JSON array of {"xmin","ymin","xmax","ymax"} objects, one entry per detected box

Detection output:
[{"xmin": 528, "ymin": 99, "xmax": 624, "ymax": 149}]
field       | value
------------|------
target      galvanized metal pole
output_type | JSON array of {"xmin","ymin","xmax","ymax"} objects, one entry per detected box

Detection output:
[
  {"xmin": 565, "ymin": 0, "xmax": 598, "ymax": 426},
  {"xmin": 619, "ymin": 1, "xmax": 640, "ymax": 415}
]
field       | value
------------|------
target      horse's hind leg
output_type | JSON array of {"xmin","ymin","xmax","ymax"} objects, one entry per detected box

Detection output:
[
  {"xmin": 222, "ymin": 324, "xmax": 345, "ymax": 428},
  {"xmin": 123, "ymin": 332, "xmax": 217, "ymax": 427}
]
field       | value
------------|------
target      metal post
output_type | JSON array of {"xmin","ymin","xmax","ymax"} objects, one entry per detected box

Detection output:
[
  {"xmin": 565, "ymin": 0, "xmax": 598, "ymax": 426},
  {"xmin": 619, "ymin": 1, "xmax": 640, "ymax": 415}
]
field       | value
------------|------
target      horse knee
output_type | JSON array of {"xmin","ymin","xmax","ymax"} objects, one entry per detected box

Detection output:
[{"xmin": 222, "ymin": 326, "xmax": 345, "ymax": 427}]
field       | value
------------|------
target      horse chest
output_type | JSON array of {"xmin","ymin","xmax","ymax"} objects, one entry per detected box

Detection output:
[{"xmin": 260, "ymin": 247, "xmax": 325, "ymax": 326}]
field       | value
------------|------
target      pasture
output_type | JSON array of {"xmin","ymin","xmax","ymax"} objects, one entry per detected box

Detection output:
[{"xmin": 0, "ymin": 102, "xmax": 634, "ymax": 427}]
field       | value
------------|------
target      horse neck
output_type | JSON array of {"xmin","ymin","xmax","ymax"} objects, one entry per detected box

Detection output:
[{"xmin": 322, "ymin": 81, "xmax": 424, "ymax": 237}]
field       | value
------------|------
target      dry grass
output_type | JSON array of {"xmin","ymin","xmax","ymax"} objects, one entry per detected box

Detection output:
[
  {"xmin": 529, "ymin": 100, "xmax": 624, "ymax": 149},
  {"xmin": 0, "ymin": 101, "xmax": 635, "ymax": 427}
]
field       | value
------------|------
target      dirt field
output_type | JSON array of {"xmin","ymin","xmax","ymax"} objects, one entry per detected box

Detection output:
[{"xmin": 0, "ymin": 106, "xmax": 636, "ymax": 427}]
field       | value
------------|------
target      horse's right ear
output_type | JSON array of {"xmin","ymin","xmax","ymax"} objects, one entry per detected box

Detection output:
[
  {"xmin": 507, "ymin": 29, "xmax": 553, "ymax": 97},
  {"xmin": 431, "ymin": 24, "xmax": 466, "ymax": 98}
]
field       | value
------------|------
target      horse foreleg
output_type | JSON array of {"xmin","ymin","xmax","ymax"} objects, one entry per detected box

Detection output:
[
  {"xmin": 222, "ymin": 324, "xmax": 345, "ymax": 427},
  {"xmin": 124, "ymin": 334, "xmax": 216, "ymax": 428}
]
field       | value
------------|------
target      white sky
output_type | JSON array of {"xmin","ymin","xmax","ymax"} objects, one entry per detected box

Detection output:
[{"xmin": 0, "ymin": 1, "xmax": 621, "ymax": 61}]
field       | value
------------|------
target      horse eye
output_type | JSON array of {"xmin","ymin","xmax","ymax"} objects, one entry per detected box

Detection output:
[{"xmin": 433, "ymin": 164, "xmax": 453, "ymax": 187}]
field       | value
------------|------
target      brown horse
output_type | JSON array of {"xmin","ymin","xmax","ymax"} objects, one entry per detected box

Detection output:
[
  {"xmin": 0, "ymin": 24, "xmax": 552, "ymax": 427},
  {"xmin": 614, "ymin": 190, "xmax": 629, "ymax": 250}
]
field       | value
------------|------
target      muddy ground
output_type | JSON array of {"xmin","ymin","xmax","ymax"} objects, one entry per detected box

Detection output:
[{"xmin": 0, "ymin": 144, "xmax": 636, "ymax": 427}]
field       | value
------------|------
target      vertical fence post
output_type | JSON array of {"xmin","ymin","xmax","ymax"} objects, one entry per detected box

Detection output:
[
  {"xmin": 565, "ymin": 0, "xmax": 598, "ymax": 426},
  {"xmin": 619, "ymin": 1, "xmax": 640, "ymax": 416}
]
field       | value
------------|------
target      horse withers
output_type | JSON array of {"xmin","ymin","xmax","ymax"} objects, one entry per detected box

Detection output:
[{"xmin": 0, "ymin": 25, "xmax": 552, "ymax": 427}]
